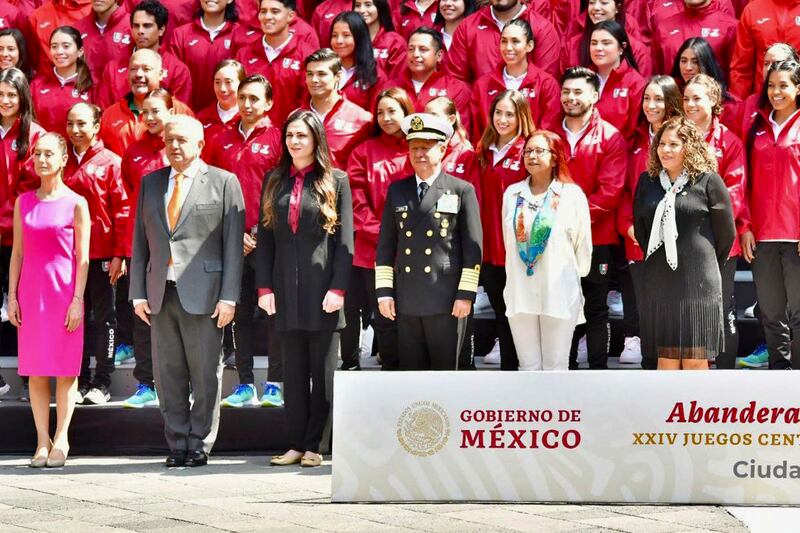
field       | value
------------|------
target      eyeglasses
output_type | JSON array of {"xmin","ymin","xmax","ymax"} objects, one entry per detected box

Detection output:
[{"xmin": 523, "ymin": 147, "xmax": 551, "ymax": 158}]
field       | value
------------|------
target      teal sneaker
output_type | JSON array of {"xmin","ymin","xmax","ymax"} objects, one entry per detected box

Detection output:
[
  {"xmin": 260, "ymin": 382, "xmax": 284, "ymax": 407},
  {"xmin": 738, "ymin": 344, "xmax": 769, "ymax": 368},
  {"xmin": 122, "ymin": 384, "xmax": 158, "ymax": 408},
  {"xmin": 114, "ymin": 343, "xmax": 134, "ymax": 365},
  {"xmin": 222, "ymin": 384, "xmax": 259, "ymax": 407}
]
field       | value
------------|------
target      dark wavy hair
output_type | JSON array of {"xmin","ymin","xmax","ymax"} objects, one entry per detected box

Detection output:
[
  {"xmin": 0, "ymin": 68, "xmax": 35, "ymax": 161},
  {"xmin": 638, "ymin": 75, "xmax": 683, "ymax": 129},
  {"xmin": 648, "ymin": 117, "xmax": 716, "ymax": 180},
  {"xmin": 50, "ymin": 26, "xmax": 93, "ymax": 93},
  {"xmin": 353, "ymin": 0, "xmax": 395, "ymax": 32},
  {"xmin": 0, "ymin": 28, "xmax": 31, "ymax": 79},
  {"xmin": 330, "ymin": 11, "xmax": 378, "ymax": 89},
  {"xmin": 262, "ymin": 110, "xmax": 340, "ymax": 234},
  {"xmin": 580, "ymin": 19, "xmax": 638, "ymax": 73}
]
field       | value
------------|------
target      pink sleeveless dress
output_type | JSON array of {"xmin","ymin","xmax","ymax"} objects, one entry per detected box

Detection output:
[{"xmin": 17, "ymin": 190, "xmax": 84, "ymax": 377}]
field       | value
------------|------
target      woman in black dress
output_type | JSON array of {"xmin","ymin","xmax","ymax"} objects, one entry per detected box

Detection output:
[
  {"xmin": 633, "ymin": 117, "xmax": 735, "ymax": 370},
  {"xmin": 256, "ymin": 110, "xmax": 354, "ymax": 467}
]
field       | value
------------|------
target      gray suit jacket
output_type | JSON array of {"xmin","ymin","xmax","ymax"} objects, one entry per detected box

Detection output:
[{"xmin": 129, "ymin": 160, "xmax": 245, "ymax": 315}]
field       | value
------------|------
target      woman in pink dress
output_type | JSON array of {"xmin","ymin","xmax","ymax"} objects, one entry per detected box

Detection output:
[{"xmin": 8, "ymin": 133, "xmax": 90, "ymax": 468}]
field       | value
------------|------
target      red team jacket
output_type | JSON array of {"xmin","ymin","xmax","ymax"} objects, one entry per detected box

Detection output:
[
  {"xmin": 205, "ymin": 119, "xmax": 283, "ymax": 231},
  {"xmin": 73, "ymin": 5, "xmax": 132, "ymax": 83},
  {"xmin": 231, "ymin": 17, "xmax": 320, "ymax": 55},
  {"xmin": 557, "ymin": 110, "xmax": 627, "ymax": 246},
  {"xmin": 446, "ymin": 5, "xmax": 560, "ymax": 83},
  {"xmin": 196, "ymin": 104, "xmax": 239, "ymax": 159},
  {"xmin": 303, "ymin": 97, "xmax": 373, "ymax": 169},
  {"xmin": 340, "ymin": 68, "xmax": 387, "ymax": 113},
  {"xmin": 234, "ymin": 35, "xmax": 318, "ymax": 127},
  {"xmin": 729, "ymin": 0, "xmax": 800, "ymax": 98},
  {"xmin": 347, "ymin": 132, "xmax": 411, "ymax": 268},
  {"xmin": 0, "ymin": 120, "xmax": 44, "ymax": 246},
  {"xmin": 394, "ymin": 0, "xmax": 440, "ymax": 41},
  {"xmin": 311, "ymin": 0, "xmax": 351, "ymax": 43},
  {"xmin": 120, "ymin": 131, "xmax": 166, "ymax": 256},
  {"xmin": 618, "ymin": 125, "xmax": 651, "ymax": 261},
  {"xmin": 94, "ymin": 50, "xmax": 193, "ymax": 109},
  {"xmin": 168, "ymin": 18, "xmax": 240, "ymax": 111},
  {"xmin": 372, "ymin": 27, "xmax": 407, "ymax": 79},
  {"xmin": 385, "ymin": 69, "xmax": 472, "ymax": 133},
  {"xmin": 30, "ymin": 69, "xmax": 93, "ymax": 135},
  {"xmin": 99, "ymin": 96, "xmax": 194, "ymax": 156},
  {"xmin": 594, "ymin": 61, "xmax": 647, "ymax": 143},
  {"xmin": 63, "ymin": 140, "xmax": 129, "ymax": 259},
  {"xmin": 29, "ymin": 0, "xmax": 92, "ymax": 74},
  {"xmin": 469, "ymin": 63, "xmax": 561, "ymax": 140}
]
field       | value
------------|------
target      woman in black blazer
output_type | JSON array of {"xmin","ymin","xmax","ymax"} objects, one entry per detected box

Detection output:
[{"xmin": 256, "ymin": 110, "xmax": 354, "ymax": 467}]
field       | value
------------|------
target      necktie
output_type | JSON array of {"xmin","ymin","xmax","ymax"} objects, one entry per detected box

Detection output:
[
  {"xmin": 167, "ymin": 172, "xmax": 185, "ymax": 232},
  {"xmin": 418, "ymin": 181, "xmax": 429, "ymax": 201}
]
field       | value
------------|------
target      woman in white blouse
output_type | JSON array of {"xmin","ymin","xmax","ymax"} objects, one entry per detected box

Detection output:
[{"xmin": 502, "ymin": 130, "xmax": 592, "ymax": 371}]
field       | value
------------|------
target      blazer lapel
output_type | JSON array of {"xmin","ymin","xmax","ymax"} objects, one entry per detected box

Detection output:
[
  {"xmin": 173, "ymin": 161, "xmax": 208, "ymax": 233},
  {"xmin": 407, "ymin": 172, "xmax": 449, "ymax": 230},
  {"xmin": 154, "ymin": 168, "xmax": 170, "ymax": 235}
]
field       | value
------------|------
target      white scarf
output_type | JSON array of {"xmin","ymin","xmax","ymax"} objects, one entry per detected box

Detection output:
[{"xmin": 646, "ymin": 169, "xmax": 690, "ymax": 270}]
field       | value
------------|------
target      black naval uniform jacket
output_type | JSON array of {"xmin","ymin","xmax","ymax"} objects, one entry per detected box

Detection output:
[{"xmin": 375, "ymin": 171, "xmax": 482, "ymax": 315}]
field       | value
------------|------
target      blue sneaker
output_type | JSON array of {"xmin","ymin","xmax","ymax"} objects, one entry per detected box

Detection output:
[
  {"xmin": 738, "ymin": 344, "xmax": 769, "ymax": 368},
  {"xmin": 222, "ymin": 384, "xmax": 259, "ymax": 407},
  {"xmin": 114, "ymin": 343, "xmax": 134, "ymax": 365},
  {"xmin": 122, "ymin": 383, "xmax": 158, "ymax": 408},
  {"xmin": 260, "ymin": 382, "xmax": 284, "ymax": 407}
]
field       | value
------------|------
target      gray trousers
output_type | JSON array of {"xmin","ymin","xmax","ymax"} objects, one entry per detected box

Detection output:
[{"xmin": 151, "ymin": 285, "xmax": 224, "ymax": 453}]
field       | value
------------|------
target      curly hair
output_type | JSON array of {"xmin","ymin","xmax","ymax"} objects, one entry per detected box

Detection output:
[
  {"xmin": 647, "ymin": 117, "xmax": 716, "ymax": 180},
  {"xmin": 684, "ymin": 73, "xmax": 722, "ymax": 117}
]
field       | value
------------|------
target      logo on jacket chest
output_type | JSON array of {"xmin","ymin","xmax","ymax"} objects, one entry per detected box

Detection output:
[
  {"xmin": 85, "ymin": 164, "xmax": 107, "ymax": 178},
  {"xmin": 445, "ymin": 162, "xmax": 465, "ymax": 175},
  {"xmin": 502, "ymin": 159, "xmax": 521, "ymax": 171},
  {"xmin": 224, "ymin": 39, "xmax": 231, "ymax": 49},
  {"xmin": 373, "ymin": 48, "xmax": 389, "ymax": 59},
  {"xmin": 0, "ymin": 18, "xmax": 6, "ymax": 28},
  {"xmin": 428, "ymin": 87, "xmax": 448, "ymax": 97},
  {"xmin": 71, "ymin": 88, "xmax": 90, "ymax": 101},
  {"xmin": 250, "ymin": 142, "xmax": 271, "ymax": 155},
  {"xmin": 519, "ymin": 87, "xmax": 535, "ymax": 98},
  {"xmin": 282, "ymin": 58, "xmax": 300, "ymax": 71},
  {"xmin": 333, "ymin": 118, "xmax": 356, "ymax": 133},
  {"xmin": 701, "ymin": 27, "xmax": 720, "ymax": 38},
  {"xmin": 613, "ymin": 88, "xmax": 629, "ymax": 98},
  {"xmin": 112, "ymin": 32, "xmax": 131, "ymax": 45}
]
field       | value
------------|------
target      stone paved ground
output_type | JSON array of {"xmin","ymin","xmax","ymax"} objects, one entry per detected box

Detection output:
[{"xmin": 0, "ymin": 456, "xmax": 756, "ymax": 533}]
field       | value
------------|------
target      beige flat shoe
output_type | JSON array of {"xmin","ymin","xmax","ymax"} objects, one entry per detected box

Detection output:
[
  {"xmin": 300, "ymin": 453, "xmax": 323, "ymax": 468},
  {"xmin": 46, "ymin": 447, "xmax": 68, "ymax": 468},
  {"xmin": 30, "ymin": 442, "xmax": 52, "ymax": 468},
  {"xmin": 270, "ymin": 453, "xmax": 302, "ymax": 466}
]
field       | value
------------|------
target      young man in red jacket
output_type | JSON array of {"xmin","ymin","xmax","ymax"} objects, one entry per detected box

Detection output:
[
  {"xmin": 205, "ymin": 75, "xmax": 284, "ymax": 408},
  {"xmin": 235, "ymin": 0, "xmax": 318, "ymax": 127},
  {"xmin": 73, "ymin": 0, "xmax": 132, "ymax": 82},
  {"xmin": 304, "ymin": 48, "xmax": 373, "ymax": 169},
  {"xmin": 445, "ymin": 0, "xmax": 559, "ymax": 84},
  {"xmin": 385, "ymin": 27, "xmax": 472, "ymax": 134},
  {"xmin": 651, "ymin": 0, "xmax": 737, "ymax": 75},
  {"xmin": 557, "ymin": 67, "xmax": 626, "ymax": 370},
  {"xmin": 64, "ymin": 102, "xmax": 129, "ymax": 404},
  {"xmin": 94, "ymin": 0, "xmax": 192, "ymax": 108},
  {"xmin": 729, "ymin": 0, "xmax": 800, "ymax": 98}
]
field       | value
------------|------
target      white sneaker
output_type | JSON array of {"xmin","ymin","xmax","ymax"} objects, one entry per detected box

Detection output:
[
  {"xmin": 744, "ymin": 302, "xmax": 757, "ymax": 318},
  {"xmin": 483, "ymin": 339, "xmax": 501, "ymax": 364},
  {"xmin": 359, "ymin": 325, "xmax": 374, "ymax": 359},
  {"xmin": 607, "ymin": 290, "xmax": 624, "ymax": 318},
  {"xmin": 576, "ymin": 336, "xmax": 588, "ymax": 363},
  {"xmin": 0, "ymin": 294, "xmax": 7, "ymax": 322},
  {"xmin": 619, "ymin": 336, "xmax": 642, "ymax": 364}
]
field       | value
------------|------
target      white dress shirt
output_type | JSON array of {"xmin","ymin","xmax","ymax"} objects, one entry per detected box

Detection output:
[
  {"xmin": 262, "ymin": 34, "xmax": 292, "ymax": 63},
  {"xmin": 489, "ymin": 137, "xmax": 518, "ymax": 166},
  {"xmin": 502, "ymin": 68, "xmax": 526, "ymax": 91},
  {"xmin": 200, "ymin": 18, "xmax": 226, "ymax": 41},
  {"xmin": 562, "ymin": 117, "xmax": 591, "ymax": 154},
  {"xmin": 217, "ymin": 104, "xmax": 239, "ymax": 124}
]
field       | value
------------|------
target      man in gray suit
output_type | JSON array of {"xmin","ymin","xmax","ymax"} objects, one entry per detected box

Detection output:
[{"xmin": 130, "ymin": 115, "xmax": 245, "ymax": 467}]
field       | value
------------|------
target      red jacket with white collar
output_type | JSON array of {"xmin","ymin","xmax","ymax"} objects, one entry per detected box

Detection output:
[
  {"xmin": 442, "ymin": 134, "xmax": 473, "ymax": 179},
  {"xmin": 347, "ymin": 132, "xmax": 411, "ymax": 268},
  {"xmin": 462, "ymin": 136, "xmax": 527, "ymax": 266},
  {"xmin": 745, "ymin": 107, "xmax": 800, "ymax": 241},
  {"xmin": 120, "ymin": 131, "xmax": 166, "ymax": 256},
  {"xmin": 651, "ymin": 0, "xmax": 737, "ymax": 75},
  {"xmin": 706, "ymin": 117, "xmax": 748, "ymax": 257},
  {"xmin": 557, "ymin": 109, "xmax": 627, "ymax": 246},
  {"xmin": 30, "ymin": 69, "xmax": 93, "ymax": 136},
  {"xmin": 446, "ymin": 5, "xmax": 560, "ymax": 83},
  {"xmin": 29, "ymin": 0, "xmax": 92, "ymax": 74},
  {"xmin": 63, "ymin": 140, "xmax": 128, "ymax": 259},
  {"xmin": 312, "ymin": 0, "xmax": 351, "ymax": 43},
  {"xmin": 168, "ymin": 18, "xmax": 240, "ymax": 111},
  {"xmin": 341, "ymin": 67, "xmax": 387, "ymax": 113},
  {"xmin": 73, "ymin": 5, "xmax": 132, "ymax": 83},
  {"xmin": 305, "ymin": 97, "xmax": 373, "ymax": 170},
  {"xmin": 231, "ymin": 17, "xmax": 320, "ymax": 54},
  {"xmin": 618, "ymin": 125, "xmax": 650, "ymax": 261},
  {"xmin": 94, "ymin": 50, "xmax": 193, "ymax": 109},
  {"xmin": 372, "ymin": 28, "xmax": 407, "ymax": 79},
  {"xmin": 235, "ymin": 35, "xmax": 318, "ymax": 127},
  {"xmin": 394, "ymin": 0, "xmax": 440, "ymax": 41},
  {"xmin": 0, "ymin": 119, "xmax": 45, "ymax": 246},
  {"xmin": 196, "ymin": 104, "xmax": 239, "ymax": 159},
  {"xmin": 650, "ymin": 0, "xmax": 735, "ymax": 32},
  {"xmin": 384, "ymin": 69, "xmax": 472, "ymax": 133},
  {"xmin": 594, "ymin": 61, "xmax": 646, "ymax": 144},
  {"xmin": 469, "ymin": 63, "xmax": 561, "ymax": 141},
  {"xmin": 206, "ymin": 119, "xmax": 282, "ymax": 230},
  {"xmin": 99, "ymin": 95, "xmax": 194, "ymax": 157},
  {"xmin": 730, "ymin": 0, "xmax": 800, "ymax": 98}
]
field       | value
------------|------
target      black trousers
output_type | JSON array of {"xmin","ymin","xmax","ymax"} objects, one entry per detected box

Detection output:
[
  {"xmin": 481, "ymin": 262, "xmax": 518, "ymax": 370},
  {"xmin": 397, "ymin": 312, "xmax": 469, "ymax": 370},
  {"xmin": 716, "ymin": 258, "xmax": 740, "ymax": 369},
  {"xmin": 281, "ymin": 329, "xmax": 338, "ymax": 453},
  {"xmin": 570, "ymin": 245, "xmax": 613, "ymax": 369},
  {"xmin": 116, "ymin": 263, "xmax": 154, "ymax": 388},
  {"xmin": 342, "ymin": 266, "xmax": 398, "ymax": 370},
  {"xmin": 751, "ymin": 242, "xmax": 800, "ymax": 369},
  {"xmin": 627, "ymin": 261, "xmax": 657, "ymax": 369},
  {"xmin": 79, "ymin": 260, "xmax": 116, "ymax": 388},
  {"xmin": 232, "ymin": 256, "xmax": 257, "ymax": 384}
]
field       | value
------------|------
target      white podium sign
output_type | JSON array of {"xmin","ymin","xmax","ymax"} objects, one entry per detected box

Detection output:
[{"xmin": 331, "ymin": 371, "xmax": 800, "ymax": 503}]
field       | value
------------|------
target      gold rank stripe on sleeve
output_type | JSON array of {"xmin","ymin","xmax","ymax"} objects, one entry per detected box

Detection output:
[
  {"xmin": 375, "ymin": 265, "xmax": 395, "ymax": 289},
  {"xmin": 457, "ymin": 267, "xmax": 480, "ymax": 293}
]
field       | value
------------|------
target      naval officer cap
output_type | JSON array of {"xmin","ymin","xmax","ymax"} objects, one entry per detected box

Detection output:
[{"xmin": 401, "ymin": 113, "xmax": 454, "ymax": 142}]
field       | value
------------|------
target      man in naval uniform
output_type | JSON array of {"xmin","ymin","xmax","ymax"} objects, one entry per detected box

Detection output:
[{"xmin": 375, "ymin": 113, "xmax": 482, "ymax": 370}]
